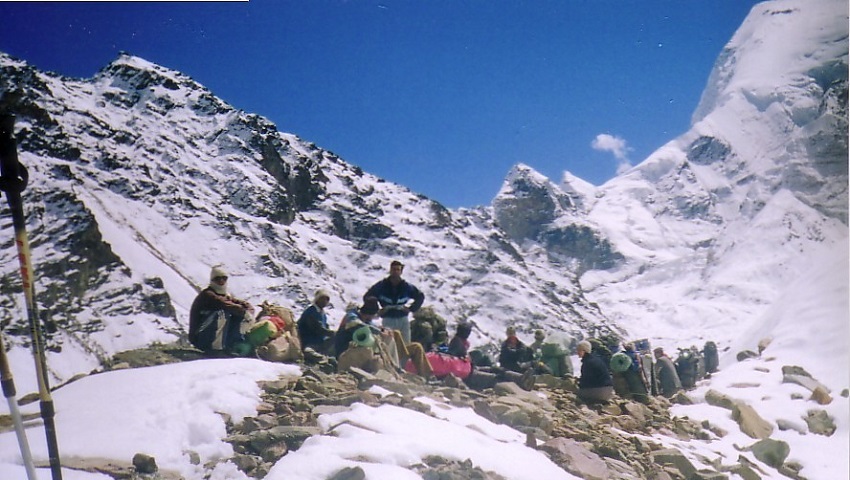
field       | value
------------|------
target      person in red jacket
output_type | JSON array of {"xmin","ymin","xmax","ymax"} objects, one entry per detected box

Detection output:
[{"xmin": 189, "ymin": 266, "xmax": 254, "ymax": 353}]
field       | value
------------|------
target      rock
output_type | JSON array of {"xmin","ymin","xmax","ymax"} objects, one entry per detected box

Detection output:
[
  {"xmin": 313, "ymin": 405, "xmax": 351, "ymax": 416},
  {"xmin": 776, "ymin": 419, "xmax": 807, "ymax": 434},
  {"xmin": 132, "ymin": 452, "xmax": 158, "ymax": 474},
  {"xmin": 231, "ymin": 453, "xmax": 261, "ymax": 472},
  {"xmin": 705, "ymin": 389, "xmax": 739, "ymax": 410},
  {"xmin": 804, "ymin": 409, "xmax": 836, "ymax": 436},
  {"xmin": 778, "ymin": 460, "xmax": 805, "ymax": 480},
  {"xmin": 541, "ymin": 437, "xmax": 610, "ymax": 480},
  {"xmin": 736, "ymin": 350, "xmax": 759, "ymax": 362},
  {"xmin": 728, "ymin": 461, "xmax": 762, "ymax": 480},
  {"xmin": 260, "ymin": 442, "xmax": 288, "ymax": 463},
  {"xmin": 732, "ymin": 403, "xmax": 773, "ymax": 439},
  {"xmin": 185, "ymin": 450, "xmax": 201, "ymax": 465},
  {"xmin": 270, "ymin": 425, "xmax": 323, "ymax": 447},
  {"xmin": 622, "ymin": 401, "xmax": 651, "ymax": 424},
  {"xmin": 809, "ymin": 386, "xmax": 833, "ymax": 405},
  {"xmin": 781, "ymin": 366, "xmax": 813, "ymax": 377},
  {"xmin": 757, "ymin": 337, "xmax": 772, "ymax": 354},
  {"xmin": 783, "ymin": 373, "xmax": 829, "ymax": 393},
  {"xmin": 750, "ymin": 438, "xmax": 790, "ymax": 468},
  {"xmin": 442, "ymin": 373, "xmax": 465, "ymax": 388},
  {"xmin": 671, "ymin": 391, "xmax": 694, "ymax": 405},
  {"xmin": 651, "ymin": 448, "xmax": 697, "ymax": 479},
  {"xmin": 729, "ymin": 382, "xmax": 760, "ymax": 388},
  {"xmin": 693, "ymin": 470, "xmax": 728, "ymax": 479},
  {"xmin": 329, "ymin": 466, "xmax": 366, "ymax": 480},
  {"xmin": 841, "ymin": 388, "xmax": 849, "ymax": 398},
  {"xmin": 701, "ymin": 420, "xmax": 728, "ymax": 438}
]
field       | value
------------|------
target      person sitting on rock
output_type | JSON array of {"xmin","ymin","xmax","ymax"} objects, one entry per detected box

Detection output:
[
  {"xmin": 188, "ymin": 266, "xmax": 254, "ymax": 355},
  {"xmin": 297, "ymin": 289, "xmax": 336, "ymax": 358},
  {"xmin": 448, "ymin": 322, "xmax": 473, "ymax": 358},
  {"xmin": 654, "ymin": 347, "xmax": 683, "ymax": 398},
  {"xmin": 530, "ymin": 329, "xmax": 546, "ymax": 355},
  {"xmin": 336, "ymin": 297, "xmax": 433, "ymax": 378},
  {"xmin": 499, "ymin": 326, "xmax": 533, "ymax": 373},
  {"xmin": 576, "ymin": 340, "xmax": 614, "ymax": 403}
]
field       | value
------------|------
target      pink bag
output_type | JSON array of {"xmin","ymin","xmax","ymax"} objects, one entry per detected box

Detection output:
[{"xmin": 406, "ymin": 352, "xmax": 472, "ymax": 380}]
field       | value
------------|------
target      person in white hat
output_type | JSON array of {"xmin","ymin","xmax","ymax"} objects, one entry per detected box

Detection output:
[
  {"xmin": 188, "ymin": 266, "xmax": 255, "ymax": 354},
  {"xmin": 297, "ymin": 289, "xmax": 335, "ymax": 356}
]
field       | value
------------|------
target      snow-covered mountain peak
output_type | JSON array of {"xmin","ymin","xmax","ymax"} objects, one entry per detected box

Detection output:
[{"xmin": 693, "ymin": 0, "xmax": 848, "ymax": 123}]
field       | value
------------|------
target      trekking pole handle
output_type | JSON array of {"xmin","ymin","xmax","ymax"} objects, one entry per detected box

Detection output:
[{"xmin": 0, "ymin": 114, "xmax": 29, "ymax": 195}]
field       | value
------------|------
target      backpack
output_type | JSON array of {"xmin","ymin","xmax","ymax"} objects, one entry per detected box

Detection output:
[{"xmin": 255, "ymin": 302, "xmax": 303, "ymax": 361}]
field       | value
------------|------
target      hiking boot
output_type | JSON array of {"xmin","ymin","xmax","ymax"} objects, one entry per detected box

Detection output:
[{"xmin": 520, "ymin": 370, "xmax": 535, "ymax": 391}]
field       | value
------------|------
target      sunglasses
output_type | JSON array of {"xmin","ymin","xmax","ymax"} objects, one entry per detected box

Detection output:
[{"xmin": 213, "ymin": 276, "xmax": 228, "ymax": 282}]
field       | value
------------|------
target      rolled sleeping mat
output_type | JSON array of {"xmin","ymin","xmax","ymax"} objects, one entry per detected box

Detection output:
[
  {"xmin": 352, "ymin": 326, "xmax": 376, "ymax": 349},
  {"xmin": 610, "ymin": 352, "xmax": 633, "ymax": 373}
]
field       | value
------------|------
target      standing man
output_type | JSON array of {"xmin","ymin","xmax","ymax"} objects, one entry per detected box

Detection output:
[
  {"xmin": 364, "ymin": 260, "xmax": 425, "ymax": 344},
  {"xmin": 654, "ymin": 347, "xmax": 683, "ymax": 398}
]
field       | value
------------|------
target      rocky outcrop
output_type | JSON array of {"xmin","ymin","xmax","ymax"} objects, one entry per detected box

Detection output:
[{"xmin": 37, "ymin": 345, "xmax": 763, "ymax": 480}]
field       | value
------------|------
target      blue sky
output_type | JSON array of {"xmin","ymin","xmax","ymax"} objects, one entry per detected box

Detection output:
[{"xmin": 0, "ymin": 1, "xmax": 760, "ymax": 208}]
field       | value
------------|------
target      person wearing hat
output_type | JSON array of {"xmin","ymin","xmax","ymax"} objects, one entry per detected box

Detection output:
[
  {"xmin": 498, "ymin": 326, "xmax": 533, "ymax": 373},
  {"xmin": 297, "ymin": 289, "xmax": 336, "ymax": 357},
  {"xmin": 334, "ymin": 297, "xmax": 433, "ymax": 378},
  {"xmin": 653, "ymin": 347, "xmax": 683, "ymax": 398},
  {"xmin": 364, "ymin": 260, "xmax": 425, "ymax": 344},
  {"xmin": 527, "ymin": 329, "xmax": 555, "ymax": 376},
  {"xmin": 576, "ymin": 340, "xmax": 614, "ymax": 403},
  {"xmin": 188, "ymin": 266, "xmax": 255, "ymax": 354},
  {"xmin": 530, "ymin": 330, "xmax": 546, "ymax": 351},
  {"xmin": 334, "ymin": 297, "xmax": 382, "ymax": 359}
]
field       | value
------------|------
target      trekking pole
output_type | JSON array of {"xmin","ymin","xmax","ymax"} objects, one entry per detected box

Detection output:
[
  {"xmin": 0, "ymin": 113, "xmax": 63, "ymax": 480},
  {"xmin": 0, "ymin": 332, "xmax": 38, "ymax": 480}
]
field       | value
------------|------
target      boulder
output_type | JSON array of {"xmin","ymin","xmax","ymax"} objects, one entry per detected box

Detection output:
[
  {"xmin": 776, "ymin": 419, "xmax": 807, "ymax": 434},
  {"xmin": 782, "ymin": 373, "xmax": 829, "ymax": 393},
  {"xmin": 804, "ymin": 409, "xmax": 836, "ymax": 436},
  {"xmin": 329, "ymin": 466, "xmax": 366, "ymax": 480},
  {"xmin": 132, "ymin": 453, "xmax": 158, "ymax": 474},
  {"xmin": 705, "ymin": 389, "xmax": 739, "ymax": 410},
  {"xmin": 736, "ymin": 350, "xmax": 759, "ymax": 362},
  {"xmin": 809, "ymin": 386, "xmax": 833, "ymax": 405},
  {"xmin": 732, "ymin": 403, "xmax": 773, "ymax": 439},
  {"xmin": 750, "ymin": 438, "xmax": 790, "ymax": 468},
  {"xmin": 651, "ymin": 448, "xmax": 697, "ymax": 479},
  {"xmin": 541, "ymin": 437, "xmax": 610, "ymax": 480}
]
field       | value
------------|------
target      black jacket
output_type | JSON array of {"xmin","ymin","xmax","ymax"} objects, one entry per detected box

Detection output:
[
  {"xmin": 364, "ymin": 278, "xmax": 425, "ymax": 318},
  {"xmin": 579, "ymin": 353, "xmax": 613, "ymax": 389}
]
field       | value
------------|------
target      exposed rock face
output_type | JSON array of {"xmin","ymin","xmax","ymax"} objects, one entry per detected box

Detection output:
[{"xmin": 493, "ymin": 164, "xmax": 623, "ymax": 273}]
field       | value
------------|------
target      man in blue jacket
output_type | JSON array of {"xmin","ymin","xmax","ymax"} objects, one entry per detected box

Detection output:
[{"xmin": 364, "ymin": 260, "xmax": 425, "ymax": 343}]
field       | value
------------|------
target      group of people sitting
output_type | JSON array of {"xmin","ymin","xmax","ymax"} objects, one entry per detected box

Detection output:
[
  {"xmin": 188, "ymin": 260, "xmax": 434, "ymax": 377},
  {"xmin": 187, "ymin": 261, "xmax": 700, "ymax": 401},
  {"xmin": 571, "ymin": 338, "xmax": 693, "ymax": 404}
]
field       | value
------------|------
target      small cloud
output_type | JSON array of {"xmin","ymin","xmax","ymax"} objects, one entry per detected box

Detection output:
[{"xmin": 592, "ymin": 133, "xmax": 632, "ymax": 174}]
